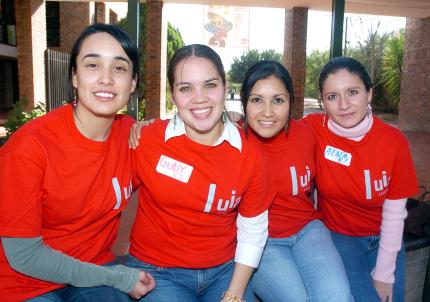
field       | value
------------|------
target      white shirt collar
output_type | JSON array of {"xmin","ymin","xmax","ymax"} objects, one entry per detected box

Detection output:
[{"xmin": 165, "ymin": 113, "xmax": 242, "ymax": 152}]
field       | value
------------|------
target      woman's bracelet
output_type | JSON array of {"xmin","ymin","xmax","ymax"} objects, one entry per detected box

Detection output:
[{"xmin": 221, "ymin": 291, "xmax": 245, "ymax": 302}]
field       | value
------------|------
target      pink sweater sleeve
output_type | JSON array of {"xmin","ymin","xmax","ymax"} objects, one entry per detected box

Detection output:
[{"xmin": 371, "ymin": 198, "xmax": 407, "ymax": 283}]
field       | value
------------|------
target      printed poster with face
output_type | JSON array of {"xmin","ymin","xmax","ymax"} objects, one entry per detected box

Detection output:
[{"xmin": 203, "ymin": 5, "xmax": 249, "ymax": 48}]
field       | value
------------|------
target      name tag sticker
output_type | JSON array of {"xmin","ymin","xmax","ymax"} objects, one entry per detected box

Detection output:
[
  {"xmin": 324, "ymin": 146, "xmax": 352, "ymax": 166},
  {"xmin": 156, "ymin": 155, "xmax": 193, "ymax": 183}
]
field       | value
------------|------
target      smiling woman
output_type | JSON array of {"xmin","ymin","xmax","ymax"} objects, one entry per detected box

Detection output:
[
  {"xmin": 127, "ymin": 44, "xmax": 274, "ymax": 302},
  {"xmin": 303, "ymin": 56, "xmax": 419, "ymax": 302},
  {"xmin": 0, "ymin": 24, "xmax": 155, "ymax": 301},
  {"xmin": 239, "ymin": 60, "xmax": 353, "ymax": 302}
]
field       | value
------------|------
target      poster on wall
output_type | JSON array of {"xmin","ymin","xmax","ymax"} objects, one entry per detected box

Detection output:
[{"xmin": 203, "ymin": 5, "xmax": 249, "ymax": 48}]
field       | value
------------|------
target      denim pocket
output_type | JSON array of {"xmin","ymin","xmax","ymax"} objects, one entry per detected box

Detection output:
[{"xmin": 126, "ymin": 254, "xmax": 166, "ymax": 272}]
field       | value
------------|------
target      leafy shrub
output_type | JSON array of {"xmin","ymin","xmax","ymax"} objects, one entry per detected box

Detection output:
[{"xmin": 3, "ymin": 99, "xmax": 46, "ymax": 139}]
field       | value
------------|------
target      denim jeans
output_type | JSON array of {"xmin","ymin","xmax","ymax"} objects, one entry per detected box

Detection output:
[
  {"xmin": 331, "ymin": 231, "xmax": 405, "ymax": 302},
  {"xmin": 24, "ymin": 261, "xmax": 131, "ymax": 302},
  {"xmin": 126, "ymin": 254, "xmax": 255, "ymax": 302},
  {"xmin": 252, "ymin": 220, "xmax": 354, "ymax": 302}
]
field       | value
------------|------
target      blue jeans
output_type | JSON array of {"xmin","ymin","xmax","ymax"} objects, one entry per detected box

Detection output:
[
  {"xmin": 252, "ymin": 220, "xmax": 354, "ymax": 302},
  {"xmin": 126, "ymin": 254, "xmax": 254, "ymax": 302},
  {"xmin": 331, "ymin": 232, "xmax": 405, "ymax": 302},
  {"xmin": 24, "ymin": 261, "xmax": 131, "ymax": 302}
]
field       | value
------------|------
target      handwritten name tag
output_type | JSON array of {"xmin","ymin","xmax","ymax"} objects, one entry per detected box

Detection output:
[
  {"xmin": 156, "ymin": 155, "xmax": 193, "ymax": 183},
  {"xmin": 324, "ymin": 145, "xmax": 352, "ymax": 166}
]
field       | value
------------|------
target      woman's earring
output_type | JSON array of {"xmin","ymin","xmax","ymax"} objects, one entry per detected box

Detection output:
[
  {"xmin": 367, "ymin": 103, "xmax": 372, "ymax": 116},
  {"xmin": 72, "ymin": 88, "xmax": 78, "ymax": 107},
  {"xmin": 173, "ymin": 109, "xmax": 178, "ymax": 129}
]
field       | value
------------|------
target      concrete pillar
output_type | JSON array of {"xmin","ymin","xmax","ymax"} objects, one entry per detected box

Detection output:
[
  {"xmin": 398, "ymin": 17, "xmax": 430, "ymax": 133},
  {"xmin": 15, "ymin": 0, "xmax": 46, "ymax": 109},
  {"xmin": 145, "ymin": 0, "xmax": 167, "ymax": 119},
  {"xmin": 283, "ymin": 7, "xmax": 308, "ymax": 119}
]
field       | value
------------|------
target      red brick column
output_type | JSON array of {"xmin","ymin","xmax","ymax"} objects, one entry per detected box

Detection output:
[
  {"xmin": 109, "ymin": 9, "xmax": 118, "ymax": 24},
  {"xmin": 55, "ymin": 2, "xmax": 90, "ymax": 54},
  {"xmin": 145, "ymin": 0, "xmax": 167, "ymax": 119},
  {"xmin": 283, "ymin": 7, "xmax": 308, "ymax": 120},
  {"xmin": 398, "ymin": 17, "xmax": 430, "ymax": 133},
  {"xmin": 95, "ymin": 2, "xmax": 106, "ymax": 24},
  {"xmin": 15, "ymin": 0, "xmax": 46, "ymax": 109}
]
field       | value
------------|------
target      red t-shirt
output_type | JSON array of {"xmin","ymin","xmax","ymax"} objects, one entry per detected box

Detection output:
[
  {"xmin": 252, "ymin": 120, "xmax": 321, "ymax": 238},
  {"xmin": 0, "ymin": 105, "xmax": 134, "ymax": 301},
  {"xmin": 130, "ymin": 119, "xmax": 273, "ymax": 268},
  {"xmin": 302, "ymin": 114, "xmax": 418, "ymax": 236}
]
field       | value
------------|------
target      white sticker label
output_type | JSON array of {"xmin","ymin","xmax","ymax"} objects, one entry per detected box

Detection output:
[
  {"xmin": 324, "ymin": 145, "xmax": 352, "ymax": 166},
  {"xmin": 156, "ymin": 155, "xmax": 193, "ymax": 183}
]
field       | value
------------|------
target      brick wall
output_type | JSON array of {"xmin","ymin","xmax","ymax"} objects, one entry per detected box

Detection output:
[
  {"xmin": 95, "ymin": 2, "xmax": 106, "ymax": 24},
  {"xmin": 15, "ymin": 0, "xmax": 46, "ymax": 109},
  {"xmin": 398, "ymin": 17, "xmax": 430, "ymax": 133},
  {"xmin": 283, "ymin": 7, "xmax": 308, "ymax": 120},
  {"xmin": 109, "ymin": 9, "xmax": 118, "ymax": 24},
  {"xmin": 145, "ymin": 0, "xmax": 166, "ymax": 119},
  {"xmin": 54, "ymin": 2, "xmax": 90, "ymax": 54}
]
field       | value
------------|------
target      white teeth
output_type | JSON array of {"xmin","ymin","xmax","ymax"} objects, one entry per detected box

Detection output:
[
  {"xmin": 259, "ymin": 121, "xmax": 274, "ymax": 125},
  {"xmin": 94, "ymin": 92, "xmax": 114, "ymax": 98},
  {"xmin": 192, "ymin": 108, "xmax": 210, "ymax": 115}
]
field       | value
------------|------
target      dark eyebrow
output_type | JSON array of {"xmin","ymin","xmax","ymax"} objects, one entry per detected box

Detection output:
[
  {"xmin": 175, "ymin": 78, "xmax": 220, "ymax": 87},
  {"xmin": 205, "ymin": 78, "xmax": 220, "ymax": 83},
  {"xmin": 273, "ymin": 94, "xmax": 289, "ymax": 98},
  {"xmin": 249, "ymin": 93, "xmax": 262, "ymax": 98},
  {"xmin": 81, "ymin": 54, "xmax": 130, "ymax": 65}
]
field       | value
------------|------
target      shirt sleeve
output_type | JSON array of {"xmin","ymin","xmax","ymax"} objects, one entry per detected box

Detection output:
[
  {"xmin": 0, "ymin": 136, "xmax": 46, "ymax": 237},
  {"xmin": 238, "ymin": 141, "xmax": 275, "ymax": 217},
  {"xmin": 371, "ymin": 198, "xmax": 407, "ymax": 283},
  {"xmin": 2, "ymin": 237, "xmax": 139, "ymax": 293},
  {"xmin": 235, "ymin": 211, "xmax": 268, "ymax": 267},
  {"xmin": 235, "ymin": 141, "xmax": 274, "ymax": 267}
]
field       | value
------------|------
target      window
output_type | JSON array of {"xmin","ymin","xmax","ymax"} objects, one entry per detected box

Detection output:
[{"xmin": 0, "ymin": 0, "xmax": 16, "ymax": 46}]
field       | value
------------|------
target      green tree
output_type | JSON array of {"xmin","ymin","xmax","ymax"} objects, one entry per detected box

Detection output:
[
  {"xmin": 166, "ymin": 24, "xmax": 185, "ymax": 111},
  {"xmin": 117, "ymin": 4, "xmax": 147, "ymax": 99},
  {"xmin": 118, "ymin": 5, "xmax": 184, "ymax": 116},
  {"xmin": 228, "ymin": 49, "xmax": 282, "ymax": 84},
  {"xmin": 260, "ymin": 49, "xmax": 283, "ymax": 62},
  {"xmin": 345, "ymin": 19, "xmax": 392, "ymax": 112},
  {"xmin": 305, "ymin": 49, "xmax": 329, "ymax": 100},
  {"xmin": 167, "ymin": 24, "xmax": 185, "ymax": 61},
  {"xmin": 380, "ymin": 30, "xmax": 404, "ymax": 113}
]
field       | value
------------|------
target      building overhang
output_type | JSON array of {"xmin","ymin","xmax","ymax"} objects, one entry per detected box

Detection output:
[{"xmin": 59, "ymin": 0, "xmax": 430, "ymax": 18}]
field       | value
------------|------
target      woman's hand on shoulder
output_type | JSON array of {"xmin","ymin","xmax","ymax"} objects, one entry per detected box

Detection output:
[
  {"xmin": 228, "ymin": 111, "xmax": 244, "ymax": 127},
  {"xmin": 128, "ymin": 119, "xmax": 155, "ymax": 149},
  {"xmin": 373, "ymin": 279, "xmax": 393, "ymax": 302},
  {"xmin": 129, "ymin": 271, "xmax": 156, "ymax": 299}
]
